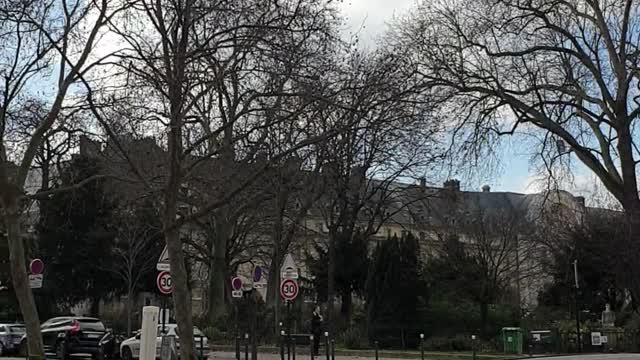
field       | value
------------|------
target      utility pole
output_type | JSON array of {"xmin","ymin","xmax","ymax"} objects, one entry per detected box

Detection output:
[{"xmin": 573, "ymin": 259, "xmax": 581, "ymax": 353}]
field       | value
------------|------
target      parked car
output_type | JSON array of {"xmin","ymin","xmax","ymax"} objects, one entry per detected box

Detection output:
[
  {"xmin": 120, "ymin": 324, "xmax": 209, "ymax": 360},
  {"xmin": 0, "ymin": 323, "xmax": 26, "ymax": 356},
  {"xmin": 19, "ymin": 317, "xmax": 114, "ymax": 359}
]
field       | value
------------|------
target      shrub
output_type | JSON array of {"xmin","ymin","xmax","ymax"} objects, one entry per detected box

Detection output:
[
  {"xmin": 203, "ymin": 327, "xmax": 227, "ymax": 343},
  {"xmin": 342, "ymin": 327, "xmax": 366, "ymax": 349}
]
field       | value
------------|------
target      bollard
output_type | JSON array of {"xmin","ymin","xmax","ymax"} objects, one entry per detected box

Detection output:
[
  {"xmin": 420, "ymin": 334, "xmax": 424, "ymax": 360},
  {"xmin": 244, "ymin": 333, "xmax": 249, "ymax": 360},
  {"xmin": 292, "ymin": 337, "xmax": 296, "ymax": 360},
  {"xmin": 200, "ymin": 335, "xmax": 204, "ymax": 360},
  {"xmin": 374, "ymin": 341, "xmax": 379, "ymax": 360},
  {"xmin": 472, "ymin": 335, "xmax": 477, "ymax": 360},
  {"xmin": 235, "ymin": 336, "xmax": 241, "ymax": 360},
  {"xmin": 280, "ymin": 331, "xmax": 286, "ymax": 360},
  {"xmin": 310, "ymin": 335, "xmax": 314, "ymax": 360},
  {"xmin": 324, "ymin": 332, "xmax": 330, "ymax": 360},
  {"xmin": 140, "ymin": 306, "xmax": 159, "ymax": 360},
  {"xmin": 331, "ymin": 339, "xmax": 335, "ymax": 360}
]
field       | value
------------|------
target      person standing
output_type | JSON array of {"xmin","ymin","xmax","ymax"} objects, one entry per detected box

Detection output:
[{"xmin": 311, "ymin": 306, "xmax": 323, "ymax": 355}]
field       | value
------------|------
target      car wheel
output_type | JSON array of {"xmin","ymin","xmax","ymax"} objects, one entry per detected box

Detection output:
[
  {"xmin": 56, "ymin": 341, "xmax": 68, "ymax": 360},
  {"xmin": 121, "ymin": 347, "xmax": 133, "ymax": 360}
]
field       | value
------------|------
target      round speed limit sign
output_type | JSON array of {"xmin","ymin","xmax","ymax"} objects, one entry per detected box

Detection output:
[
  {"xmin": 157, "ymin": 271, "xmax": 173, "ymax": 295},
  {"xmin": 280, "ymin": 279, "xmax": 299, "ymax": 301}
]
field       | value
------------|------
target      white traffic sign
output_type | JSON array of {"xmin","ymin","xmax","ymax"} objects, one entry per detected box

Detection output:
[
  {"xmin": 157, "ymin": 246, "xmax": 170, "ymax": 271},
  {"xmin": 29, "ymin": 274, "xmax": 42, "ymax": 289},
  {"xmin": 280, "ymin": 279, "xmax": 299, "ymax": 301},
  {"xmin": 157, "ymin": 271, "xmax": 173, "ymax": 295},
  {"xmin": 280, "ymin": 254, "xmax": 298, "ymax": 279}
]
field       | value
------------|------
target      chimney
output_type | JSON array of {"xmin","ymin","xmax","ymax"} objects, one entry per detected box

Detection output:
[
  {"xmin": 575, "ymin": 196, "xmax": 585, "ymax": 207},
  {"xmin": 419, "ymin": 177, "xmax": 426, "ymax": 189},
  {"xmin": 482, "ymin": 185, "xmax": 491, "ymax": 193},
  {"xmin": 443, "ymin": 179, "xmax": 460, "ymax": 191}
]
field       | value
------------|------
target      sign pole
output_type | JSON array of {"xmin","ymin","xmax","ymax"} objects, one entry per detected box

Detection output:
[{"xmin": 162, "ymin": 296, "xmax": 167, "ymax": 334}]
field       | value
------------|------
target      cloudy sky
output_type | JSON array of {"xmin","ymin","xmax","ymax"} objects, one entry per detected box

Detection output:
[{"xmin": 339, "ymin": 0, "xmax": 597, "ymax": 196}]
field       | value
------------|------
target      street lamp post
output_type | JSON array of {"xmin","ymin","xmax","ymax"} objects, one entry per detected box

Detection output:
[{"xmin": 573, "ymin": 260, "xmax": 581, "ymax": 353}]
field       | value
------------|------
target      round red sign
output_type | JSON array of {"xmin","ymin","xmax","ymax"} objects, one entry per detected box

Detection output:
[
  {"xmin": 157, "ymin": 271, "xmax": 173, "ymax": 295},
  {"xmin": 231, "ymin": 277, "xmax": 243, "ymax": 291},
  {"xmin": 29, "ymin": 259, "xmax": 44, "ymax": 275},
  {"xmin": 280, "ymin": 279, "xmax": 299, "ymax": 301}
]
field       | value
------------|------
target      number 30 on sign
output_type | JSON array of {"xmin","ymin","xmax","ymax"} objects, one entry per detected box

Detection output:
[
  {"xmin": 280, "ymin": 279, "xmax": 299, "ymax": 301},
  {"xmin": 157, "ymin": 271, "xmax": 173, "ymax": 295}
]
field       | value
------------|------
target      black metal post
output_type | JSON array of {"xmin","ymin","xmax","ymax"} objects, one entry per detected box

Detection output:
[
  {"xmin": 244, "ymin": 333, "xmax": 249, "ymax": 360},
  {"xmin": 292, "ymin": 337, "xmax": 296, "ymax": 360},
  {"xmin": 280, "ymin": 331, "xmax": 285, "ymax": 360},
  {"xmin": 574, "ymin": 260, "xmax": 582, "ymax": 353},
  {"xmin": 310, "ymin": 336, "xmax": 314, "ymax": 360},
  {"xmin": 324, "ymin": 333, "xmax": 330, "ymax": 360},
  {"xmin": 162, "ymin": 296, "xmax": 167, "ymax": 334},
  {"xmin": 287, "ymin": 334, "xmax": 291, "ymax": 360},
  {"xmin": 374, "ymin": 341, "xmax": 379, "ymax": 360},
  {"xmin": 472, "ymin": 335, "xmax": 477, "ymax": 360},
  {"xmin": 331, "ymin": 339, "xmax": 335, "ymax": 360},
  {"xmin": 199, "ymin": 336, "xmax": 203, "ymax": 360},
  {"xmin": 420, "ymin": 334, "xmax": 424, "ymax": 360},
  {"xmin": 235, "ymin": 336, "xmax": 241, "ymax": 360}
]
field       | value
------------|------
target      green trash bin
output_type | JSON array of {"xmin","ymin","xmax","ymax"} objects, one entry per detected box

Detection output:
[{"xmin": 502, "ymin": 327, "xmax": 523, "ymax": 354}]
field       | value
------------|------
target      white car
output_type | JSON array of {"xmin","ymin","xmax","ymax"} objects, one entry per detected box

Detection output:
[{"xmin": 120, "ymin": 324, "xmax": 209, "ymax": 360}]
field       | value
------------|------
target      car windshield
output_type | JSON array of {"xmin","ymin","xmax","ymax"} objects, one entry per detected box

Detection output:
[
  {"xmin": 78, "ymin": 319, "xmax": 105, "ymax": 331},
  {"xmin": 9, "ymin": 325, "xmax": 26, "ymax": 334}
]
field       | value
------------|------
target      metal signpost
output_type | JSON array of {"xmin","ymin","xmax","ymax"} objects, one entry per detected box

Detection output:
[{"xmin": 157, "ymin": 271, "xmax": 173, "ymax": 334}]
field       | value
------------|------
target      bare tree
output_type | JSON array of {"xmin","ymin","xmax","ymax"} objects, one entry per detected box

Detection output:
[
  {"xmin": 91, "ymin": 1, "xmax": 344, "ymax": 357},
  {"xmin": 391, "ymin": 0, "xmax": 640, "ymax": 302},
  {"xmin": 310, "ymin": 49, "xmax": 441, "ymax": 332},
  {"xmin": 0, "ymin": 1, "xmax": 128, "ymax": 357},
  {"xmin": 102, "ymin": 206, "xmax": 162, "ymax": 336}
]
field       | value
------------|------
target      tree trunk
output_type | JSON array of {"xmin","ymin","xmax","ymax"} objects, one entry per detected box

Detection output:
[
  {"xmin": 165, "ymin": 226, "xmax": 194, "ymax": 360},
  {"xmin": 206, "ymin": 229, "xmax": 227, "ymax": 324},
  {"xmin": 340, "ymin": 291, "xmax": 352, "ymax": 322},
  {"xmin": 126, "ymin": 288, "xmax": 133, "ymax": 336},
  {"xmin": 327, "ymin": 229, "xmax": 336, "ymax": 336},
  {"xmin": 266, "ymin": 249, "xmax": 281, "ymax": 333},
  {"xmin": 5, "ymin": 201, "xmax": 44, "ymax": 360},
  {"xmin": 480, "ymin": 301, "xmax": 489, "ymax": 338}
]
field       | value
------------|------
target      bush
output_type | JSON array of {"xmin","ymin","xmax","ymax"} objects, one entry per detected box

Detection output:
[
  {"xmin": 342, "ymin": 327, "xmax": 366, "ymax": 349},
  {"xmin": 203, "ymin": 327, "xmax": 227, "ymax": 343}
]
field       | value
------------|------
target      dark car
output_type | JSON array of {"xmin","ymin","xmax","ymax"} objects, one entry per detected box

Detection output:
[
  {"xmin": 20, "ymin": 317, "xmax": 112, "ymax": 359},
  {"xmin": 0, "ymin": 323, "xmax": 26, "ymax": 356}
]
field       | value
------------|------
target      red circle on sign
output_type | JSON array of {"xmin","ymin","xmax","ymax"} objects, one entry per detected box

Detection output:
[
  {"xmin": 280, "ymin": 279, "xmax": 299, "ymax": 301},
  {"xmin": 157, "ymin": 271, "xmax": 172, "ymax": 295},
  {"xmin": 231, "ymin": 277, "xmax": 243, "ymax": 291},
  {"xmin": 30, "ymin": 259, "xmax": 44, "ymax": 275}
]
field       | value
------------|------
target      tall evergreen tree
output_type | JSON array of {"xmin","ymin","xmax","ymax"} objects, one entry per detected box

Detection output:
[
  {"xmin": 36, "ymin": 155, "xmax": 118, "ymax": 316},
  {"xmin": 366, "ymin": 233, "xmax": 421, "ymax": 348},
  {"xmin": 307, "ymin": 229, "xmax": 369, "ymax": 320}
]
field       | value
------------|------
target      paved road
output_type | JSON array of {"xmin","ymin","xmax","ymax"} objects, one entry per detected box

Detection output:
[
  {"xmin": 538, "ymin": 356, "xmax": 640, "ymax": 360},
  {"xmin": 209, "ymin": 353, "xmax": 640, "ymax": 360}
]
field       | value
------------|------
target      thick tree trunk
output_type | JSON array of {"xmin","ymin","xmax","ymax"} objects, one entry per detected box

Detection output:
[
  {"xmin": 480, "ymin": 301, "xmax": 489, "ymax": 338},
  {"xmin": 340, "ymin": 291, "xmax": 352, "ymax": 322},
  {"xmin": 206, "ymin": 230, "xmax": 228, "ymax": 323},
  {"xmin": 327, "ymin": 230, "xmax": 336, "ymax": 336},
  {"xmin": 165, "ymin": 226, "xmax": 194, "ymax": 360},
  {"xmin": 5, "ymin": 201, "xmax": 44, "ymax": 360}
]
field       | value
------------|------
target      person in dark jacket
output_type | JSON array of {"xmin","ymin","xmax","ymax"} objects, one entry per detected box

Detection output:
[{"xmin": 311, "ymin": 306, "xmax": 323, "ymax": 355}]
